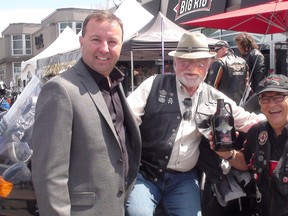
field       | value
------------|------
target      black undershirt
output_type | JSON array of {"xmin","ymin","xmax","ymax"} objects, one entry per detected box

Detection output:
[{"xmin": 82, "ymin": 59, "xmax": 129, "ymax": 179}]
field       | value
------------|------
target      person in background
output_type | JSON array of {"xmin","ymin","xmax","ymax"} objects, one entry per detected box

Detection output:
[
  {"xmin": 235, "ymin": 32, "xmax": 266, "ymax": 94},
  {"xmin": 164, "ymin": 64, "xmax": 174, "ymax": 74},
  {"xmin": 118, "ymin": 62, "xmax": 130, "ymax": 96},
  {"xmin": 133, "ymin": 65, "xmax": 142, "ymax": 88},
  {"xmin": 210, "ymin": 73, "xmax": 288, "ymax": 216},
  {"xmin": 0, "ymin": 81, "xmax": 10, "ymax": 112},
  {"xmin": 31, "ymin": 10, "xmax": 141, "ymax": 216},
  {"xmin": 206, "ymin": 40, "xmax": 249, "ymax": 105},
  {"xmin": 125, "ymin": 32, "xmax": 265, "ymax": 216}
]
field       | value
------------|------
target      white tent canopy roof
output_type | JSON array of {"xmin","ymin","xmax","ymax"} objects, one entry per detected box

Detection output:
[
  {"xmin": 114, "ymin": 0, "xmax": 154, "ymax": 42},
  {"xmin": 120, "ymin": 11, "xmax": 219, "ymax": 61},
  {"xmin": 134, "ymin": 11, "xmax": 190, "ymax": 42},
  {"xmin": 21, "ymin": 26, "xmax": 79, "ymax": 72}
]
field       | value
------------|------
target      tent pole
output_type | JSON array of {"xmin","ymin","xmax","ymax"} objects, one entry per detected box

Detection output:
[
  {"xmin": 161, "ymin": 17, "xmax": 165, "ymax": 74},
  {"xmin": 130, "ymin": 51, "xmax": 134, "ymax": 92},
  {"xmin": 270, "ymin": 37, "xmax": 275, "ymax": 71}
]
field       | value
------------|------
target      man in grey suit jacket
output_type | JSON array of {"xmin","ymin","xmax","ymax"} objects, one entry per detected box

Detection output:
[{"xmin": 31, "ymin": 10, "xmax": 141, "ymax": 216}]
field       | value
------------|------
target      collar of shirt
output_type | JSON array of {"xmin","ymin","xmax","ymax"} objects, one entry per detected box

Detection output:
[
  {"xmin": 267, "ymin": 122, "xmax": 288, "ymax": 138},
  {"xmin": 175, "ymin": 78, "xmax": 202, "ymax": 115},
  {"xmin": 266, "ymin": 122, "xmax": 288, "ymax": 161},
  {"xmin": 81, "ymin": 58, "xmax": 124, "ymax": 91}
]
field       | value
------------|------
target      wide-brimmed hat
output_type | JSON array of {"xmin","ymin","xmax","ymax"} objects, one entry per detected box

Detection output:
[
  {"xmin": 168, "ymin": 32, "xmax": 216, "ymax": 59},
  {"xmin": 256, "ymin": 74, "xmax": 288, "ymax": 95}
]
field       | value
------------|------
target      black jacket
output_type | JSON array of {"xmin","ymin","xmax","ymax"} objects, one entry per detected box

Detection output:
[
  {"xmin": 207, "ymin": 52, "xmax": 249, "ymax": 105},
  {"xmin": 242, "ymin": 49, "xmax": 266, "ymax": 93}
]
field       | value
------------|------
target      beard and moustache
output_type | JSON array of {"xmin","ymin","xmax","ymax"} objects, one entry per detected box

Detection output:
[{"xmin": 177, "ymin": 70, "xmax": 208, "ymax": 91}]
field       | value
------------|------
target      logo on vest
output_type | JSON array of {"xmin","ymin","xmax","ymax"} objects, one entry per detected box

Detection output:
[
  {"xmin": 258, "ymin": 131, "xmax": 268, "ymax": 145},
  {"xmin": 158, "ymin": 90, "xmax": 175, "ymax": 104},
  {"xmin": 253, "ymin": 173, "xmax": 259, "ymax": 180},
  {"xmin": 158, "ymin": 90, "xmax": 168, "ymax": 103},
  {"xmin": 168, "ymin": 98, "xmax": 173, "ymax": 104}
]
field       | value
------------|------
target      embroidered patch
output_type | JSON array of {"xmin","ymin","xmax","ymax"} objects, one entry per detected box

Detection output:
[
  {"xmin": 159, "ymin": 90, "xmax": 167, "ymax": 96},
  {"xmin": 158, "ymin": 97, "xmax": 165, "ymax": 103},
  {"xmin": 258, "ymin": 131, "xmax": 268, "ymax": 145},
  {"xmin": 168, "ymin": 98, "xmax": 173, "ymax": 104},
  {"xmin": 158, "ymin": 90, "xmax": 167, "ymax": 103},
  {"xmin": 258, "ymin": 155, "xmax": 264, "ymax": 162}
]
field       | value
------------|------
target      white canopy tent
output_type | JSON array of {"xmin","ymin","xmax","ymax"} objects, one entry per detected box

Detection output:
[
  {"xmin": 21, "ymin": 26, "xmax": 79, "ymax": 82},
  {"xmin": 114, "ymin": 0, "xmax": 154, "ymax": 42}
]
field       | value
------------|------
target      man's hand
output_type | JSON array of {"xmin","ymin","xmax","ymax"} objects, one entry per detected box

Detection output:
[{"xmin": 209, "ymin": 131, "xmax": 238, "ymax": 160}]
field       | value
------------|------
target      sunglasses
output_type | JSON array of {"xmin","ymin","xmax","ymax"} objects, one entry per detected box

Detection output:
[
  {"xmin": 214, "ymin": 47, "xmax": 222, "ymax": 52},
  {"xmin": 183, "ymin": 98, "xmax": 192, "ymax": 121}
]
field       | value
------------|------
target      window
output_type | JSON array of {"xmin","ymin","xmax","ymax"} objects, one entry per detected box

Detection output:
[
  {"xmin": 59, "ymin": 22, "xmax": 73, "ymax": 34},
  {"xmin": 11, "ymin": 34, "xmax": 32, "ymax": 55},
  {"xmin": 13, "ymin": 62, "xmax": 21, "ymax": 74},
  {"xmin": 58, "ymin": 22, "xmax": 83, "ymax": 35},
  {"xmin": 75, "ymin": 22, "xmax": 82, "ymax": 34},
  {"xmin": 0, "ymin": 64, "xmax": 6, "ymax": 82}
]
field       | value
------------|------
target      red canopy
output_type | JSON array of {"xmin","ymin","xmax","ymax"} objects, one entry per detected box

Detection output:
[{"xmin": 181, "ymin": 0, "xmax": 288, "ymax": 34}]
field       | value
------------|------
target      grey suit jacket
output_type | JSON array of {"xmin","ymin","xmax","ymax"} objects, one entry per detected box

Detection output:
[{"xmin": 31, "ymin": 60, "xmax": 141, "ymax": 216}]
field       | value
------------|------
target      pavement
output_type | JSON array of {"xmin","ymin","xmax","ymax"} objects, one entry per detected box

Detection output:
[
  {"xmin": 0, "ymin": 199, "xmax": 34, "ymax": 216},
  {"xmin": 0, "ymin": 188, "xmax": 37, "ymax": 216}
]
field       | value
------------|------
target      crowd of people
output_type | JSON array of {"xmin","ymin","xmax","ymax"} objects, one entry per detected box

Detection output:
[
  {"xmin": 2, "ymin": 9, "xmax": 287, "ymax": 216},
  {"xmin": 0, "ymin": 80, "xmax": 20, "ymax": 112}
]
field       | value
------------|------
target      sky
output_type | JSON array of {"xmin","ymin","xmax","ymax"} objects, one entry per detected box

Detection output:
[{"xmin": 0, "ymin": 0, "xmax": 120, "ymax": 34}]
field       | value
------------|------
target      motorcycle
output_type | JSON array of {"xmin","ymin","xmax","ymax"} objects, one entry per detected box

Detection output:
[{"xmin": 0, "ymin": 76, "xmax": 43, "ymax": 216}]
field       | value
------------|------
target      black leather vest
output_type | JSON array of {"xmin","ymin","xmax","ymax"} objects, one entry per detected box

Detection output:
[
  {"xmin": 139, "ymin": 74, "xmax": 226, "ymax": 183},
  {"xmin": 139, "ymin": 75, "xmax": 181, "ymax": 182},
  {"xmin": 248, "ymin": 123, "xmax": 288, "ymax": 216}
]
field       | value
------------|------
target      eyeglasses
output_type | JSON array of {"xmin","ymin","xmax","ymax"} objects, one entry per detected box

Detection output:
[
  {"xmin": 177, "ymin": 58, "xmax": 205, "ymax": 68},
  {"xmin": 258, "ymin": 94, "xmax": 288, "ymax": 104},
  {"xmin": 183, "ymin": 98, "xmax": 192, "ymax": 121}
]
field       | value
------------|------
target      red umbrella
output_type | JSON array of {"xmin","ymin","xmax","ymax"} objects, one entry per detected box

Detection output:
[{"xmin": 181, "ymin": 0, "xmax": 288, "ymax": 34}]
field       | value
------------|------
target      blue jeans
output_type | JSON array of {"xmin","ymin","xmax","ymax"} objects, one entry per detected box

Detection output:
[{"xmin": 125, "ymin": 170, "xmax": 202, "ymax": 216}]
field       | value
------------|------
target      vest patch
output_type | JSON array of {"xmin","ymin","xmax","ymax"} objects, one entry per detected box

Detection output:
[
  {"xmin": 158, "ymin": 90, "xmax": 167, "ymax": 103},
  {"xmin": 258, "ymin": 131, "xmax": 268, "ymax": 145}
]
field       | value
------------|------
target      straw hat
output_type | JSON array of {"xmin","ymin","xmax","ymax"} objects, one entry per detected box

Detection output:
[{"xmin": 168, "ymin": 32, "xmax": 216, "ymax": 59}]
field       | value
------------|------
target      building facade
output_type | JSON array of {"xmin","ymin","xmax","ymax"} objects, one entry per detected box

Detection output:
[{"xmin": 0, "ymin": 8, "xmax": 94, "ymax": 88}]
